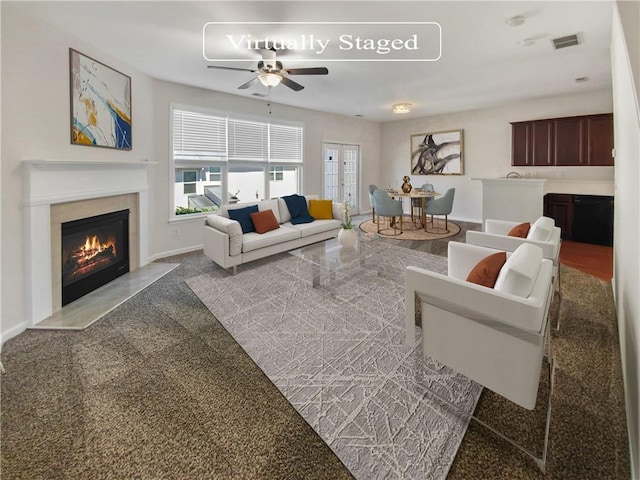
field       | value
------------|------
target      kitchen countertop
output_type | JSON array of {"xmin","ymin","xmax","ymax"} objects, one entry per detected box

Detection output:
[{"xmin": 472, "ymin": 177, "xmax": 614, "ymax": 196}]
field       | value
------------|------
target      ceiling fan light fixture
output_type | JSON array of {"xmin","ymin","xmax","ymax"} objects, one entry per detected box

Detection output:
[
  {"xmin": 259, "ymin": 73, "xmax": 282, "ymax": 88},
  {"xmin": 392, "ymin": 103, "xmax": 412, "ymax": 114}
]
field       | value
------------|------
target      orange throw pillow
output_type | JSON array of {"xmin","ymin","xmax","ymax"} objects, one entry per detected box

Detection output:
[
  {"xmin": 308, "ymin": 199, "xmax": 333, "ymax": 220},
  {"xmin": 250, "ymin": 209, "xmax": 280, "ymax": 234},
  {"xmin": 507, "ymin": 222, "xmax": 531, "ymax": 238},
  {"xmin": 466, "ymin": 252, "xmax": 507, "ymax": 288}
]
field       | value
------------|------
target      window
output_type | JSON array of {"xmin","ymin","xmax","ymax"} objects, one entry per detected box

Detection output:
[
  {"xmin": 170, "ymin": 105, "xmax": 303, "ymax": 217},
  {"xmin": 270, "ymin": 166, "xmax": 284, "ymax": 181},
  {"xmin": 182, "ymin": 170, "xmax": 197, "ymax": 194},
  {"xmin": 229, "ymin": 165, "xmax": 266, "ymax": 203},
  {"xmin": 269, "ymin": 165, "xmax": 299, "ymax": 199}
]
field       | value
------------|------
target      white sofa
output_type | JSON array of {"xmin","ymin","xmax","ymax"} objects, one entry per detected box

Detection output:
[
  {"xmin": 203, "ymin": 195, "xmax": 342, "ymax": 272},
  {"xmin": 405, "ymin": 242, "xmax": 554, "ymax": 410}
]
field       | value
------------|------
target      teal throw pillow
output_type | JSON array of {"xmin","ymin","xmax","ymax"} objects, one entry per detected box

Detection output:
[
  {"xmin": 282, "ymin": 194, "xmax": 315, "ymax": 225},
  {"xmin": 228, "ymin": 205, "xmax": 259, "ymax": 233}
]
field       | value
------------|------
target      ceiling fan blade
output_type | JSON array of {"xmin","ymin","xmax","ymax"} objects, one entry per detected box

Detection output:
[
  {"xmin": 207, "ymin": 65, "xmax": 258, "ymax": 73},
  {"xmin": 238, "ymin": 77, "xmax": 259, "ymax": 90},
  {"xmin": 284, "ymin": 67, "xmax": 329, "ymax": 75},
  {"xmin": 280, "ymin": 76, "xmax": 304, "ymax": 91}
]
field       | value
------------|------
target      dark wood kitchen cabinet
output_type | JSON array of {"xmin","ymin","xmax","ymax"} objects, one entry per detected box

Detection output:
[
  {"xmin": 544, "ymin": 194, "xmax": 573, "ymax": 239},
  {"xmin": 554, "ymin": 116, "xmax": 586, "ymax": 166},
  {"xmin": 511, "ymin": 113, "xmax": 613, "ymax": 167},
  {"xmin": 511, "ymin": 120, "xmax": 553, "ymax": 166},
  {"xmin": 587, "ymin": 115, "xmax": 615, "ymax": 166}
]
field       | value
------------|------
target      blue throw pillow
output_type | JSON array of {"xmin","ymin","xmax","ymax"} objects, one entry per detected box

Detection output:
[
  {"xmin": 282, "ymin": 194, "xmax": 315, "ymax": 224},
  {"xmin": 228, "ymin": 205, "xmax": 259, "ymax": 233}
]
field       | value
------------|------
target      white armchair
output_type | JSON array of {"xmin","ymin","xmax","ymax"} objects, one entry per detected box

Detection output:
[
  {"xmin": 466, "ymin": 217, "xmax": 561, "ymax": 265},
  {"xmin": 405, "ymin": 242, "xmax": 554, "ymax": 410},
  {"xmin": 466, "ymin": 217, "xmax": 562, "ymax": 326}
]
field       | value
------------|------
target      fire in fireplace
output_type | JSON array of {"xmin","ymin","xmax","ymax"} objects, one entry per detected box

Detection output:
[{"xmin": 61, "ymin": 209, "xmax": 130, "ymax": 306}]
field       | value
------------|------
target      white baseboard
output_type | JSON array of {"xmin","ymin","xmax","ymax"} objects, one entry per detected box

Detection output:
[
  {"xmin": 146, "ymin": 244, "xmax": 204, "ymax": 263},
  {"xmin": 1, "ymin": 321, "xmax": 29, "ymax": 350}
]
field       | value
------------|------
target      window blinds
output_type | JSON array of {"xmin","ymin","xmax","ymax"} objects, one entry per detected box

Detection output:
[
  {"xmin": 228, "ymin": 118, "xmax": 268, "ymax": 162},
  {"xmin": 172, "ymin": 107, "xmax": 303, "ymax": 164},
  {"xmin": 172, "ymin": 109, "xmax": 226, "ymax": 161},
  {"xmin": 269, "ymin": 123, "xmax": 303, "ymax": 163}
]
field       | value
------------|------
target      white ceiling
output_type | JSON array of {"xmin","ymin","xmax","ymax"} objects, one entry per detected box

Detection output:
[{"xmin": 17, "ymin": 1, "xmax": 614, "ymax": 122}]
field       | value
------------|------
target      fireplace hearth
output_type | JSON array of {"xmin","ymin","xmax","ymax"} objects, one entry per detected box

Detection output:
[{"xmin": 61, "ymin": 209, "xmax": 130, "ymax": 306}]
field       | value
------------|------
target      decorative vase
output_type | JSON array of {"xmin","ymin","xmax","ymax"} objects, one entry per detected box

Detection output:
[
  {"xmin": 401, "ymin": 175, "xmax": 412, "ymax": 193},
  {"xmin": 338, "ymin": 228, "xmax": 357, "ymax": 248}
]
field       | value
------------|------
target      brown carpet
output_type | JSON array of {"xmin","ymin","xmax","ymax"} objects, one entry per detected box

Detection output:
[
  {"xmin": 0, "ymin": 223, "xmax": 630, "ymax": 479},
  {"xmin": 449, "ymin": 264, "xmax": 630, "ymax": 479},
  {"xmin": 359, "ymin": 217, "xmax": 460, "ymax": 240}
]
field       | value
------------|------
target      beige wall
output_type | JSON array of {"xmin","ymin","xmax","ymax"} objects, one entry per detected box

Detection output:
[
  {"xmin": 149, "ymin": 80, "xmax": 381, "ymax": 259},
  {"xmin": 0, "ymin": 4, "xmax": 381, "ymax": 341},
  {"xmin": 379, "ymin": 90, "xmax": 613, "ymax": 222},
  {"xmin": 612, "ymin": 2, "xmax": 640, "ymax": 477},
  {"xmin": 0, "ymin": 5, "xmax": 155, "ymax": 341}
]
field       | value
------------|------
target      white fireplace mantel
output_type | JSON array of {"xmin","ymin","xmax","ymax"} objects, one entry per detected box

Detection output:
[{"xmin": 23, "ymin": 159, "xmax": 156, "ymax": 326}]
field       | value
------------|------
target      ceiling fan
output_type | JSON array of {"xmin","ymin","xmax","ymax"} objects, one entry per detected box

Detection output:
[{"xmin": 207, "ymin": 48, "xmax": 328, "ymax": 91}]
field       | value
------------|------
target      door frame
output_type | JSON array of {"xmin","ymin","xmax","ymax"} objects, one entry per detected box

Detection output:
[{"xmin": 322, "ymin": 141, "xmax": 362, "ymax": 214}]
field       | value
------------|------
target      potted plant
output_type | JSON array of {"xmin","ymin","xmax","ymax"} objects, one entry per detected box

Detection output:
[{"xmin": 338, "ymin": 202, "xmax": 357, "ymax": 248}]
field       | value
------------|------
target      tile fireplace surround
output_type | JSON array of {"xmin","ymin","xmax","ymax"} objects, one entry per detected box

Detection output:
[{"xmin": 23, "ymin": 160, "xmax": 153, "ymax": 326}]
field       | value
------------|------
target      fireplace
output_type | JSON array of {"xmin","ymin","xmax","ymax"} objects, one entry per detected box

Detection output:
[{"xmin": 61, "ymin": 209, "xmax": 130, "ymax": 306}]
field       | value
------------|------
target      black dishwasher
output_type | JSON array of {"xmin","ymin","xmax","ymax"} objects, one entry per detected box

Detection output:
[{"xmin": 572, "ymin": 195, "xmax": 614, "ymax": 246}]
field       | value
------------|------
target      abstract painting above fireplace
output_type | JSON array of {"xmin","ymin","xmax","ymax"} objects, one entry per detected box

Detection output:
[{"xmin": 61, "ymin": 209, "xmax": 130, "ymax": 306}]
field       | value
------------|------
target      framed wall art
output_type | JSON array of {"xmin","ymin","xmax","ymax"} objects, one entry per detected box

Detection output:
[
  {"xmin": 69, "ymin": 48, "xmax": 132, "ymax": 150},
  {"xmin": 410, "ymin": 129, "xmax": 463, "ymax": 175}
]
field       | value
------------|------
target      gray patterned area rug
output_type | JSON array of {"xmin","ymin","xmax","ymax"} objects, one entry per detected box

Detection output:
[{"xmin": 186, "ymin": 242, "xmax": 482, "ymax": 480}]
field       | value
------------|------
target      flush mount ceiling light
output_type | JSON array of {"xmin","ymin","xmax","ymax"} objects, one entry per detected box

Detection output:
[
  {"xmin": 258, "ymin": 73, "xmax": 282, "ymax": 88},
  {"xmin": 519, "ymin": 38, "xmax": 536, "ymax": 47},
  {"xmin": 506, "ymin": 15, "xmax": 526, "ymax": 27},
  {"xmin": 392, "ymin": 103, "xmax": 412, "ymax": 114}
]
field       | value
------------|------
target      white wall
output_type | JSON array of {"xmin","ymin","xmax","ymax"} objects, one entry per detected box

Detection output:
[
  {"xmin": 0, "ymin": 5, "xmax": 155, "ymax": 341},
  {"xmin": 612, "ymin": 1, "xmax": 640, "ymax": 477},
  {"xmin": 149, "ymin": 80, "xmax": 380, "ymax": 259},
  {"xmin": 379, "ymin": 90, "xmax": 613, "ymax": 222},
  {"xmin": 0, "ymin": 4, "xmax": 381, "ymax": 342},
  {"xmin": 0, "ymin": 3, "xmax": 3, "ymax": 352}
]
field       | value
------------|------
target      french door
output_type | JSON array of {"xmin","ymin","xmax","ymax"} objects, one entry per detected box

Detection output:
[{"xmin": 322, "ymin": 142, "xmax": 360, "ymax": 213}]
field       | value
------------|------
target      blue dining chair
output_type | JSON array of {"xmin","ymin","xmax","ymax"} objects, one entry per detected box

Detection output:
[
  {"xmin": 368, "ymin": 184, "xmax": 379, "ymax": 223},
  {"xmin": 411, "ymin": 183, "xmax": 434, "ymax": 222},
  {"xmin": 373, "ymin": 189, "xmax": 404, "ymax": 236},
  {"xmin": 424, "ymin": 188, "xmax": 455, "ymax": 233}
]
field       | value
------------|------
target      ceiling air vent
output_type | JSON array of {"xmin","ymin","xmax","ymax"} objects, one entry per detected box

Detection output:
[{"xmin": 551, "ymin": 34, "xmax": 581, "ymax": 50}]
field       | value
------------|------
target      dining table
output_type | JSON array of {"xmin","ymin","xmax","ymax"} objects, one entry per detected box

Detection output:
[{"xmin": 385, "ymin": 189, "xmax": 440, "ymax": 232}]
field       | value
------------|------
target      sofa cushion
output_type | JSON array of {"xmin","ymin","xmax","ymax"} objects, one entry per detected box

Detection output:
[
  {"xmin": 527, "ymin": 216, "xmax": 555, "ymax": 242},
  {"xmin": 258, "ymin": 199, "xmax": 282, "ymax": 224},
  {"xmin": 466, "ymin": 251, "xmax": 507, "ymax": 288},
  {"xmin": 250, "ymin": 209, "xmax": 280, "ymax": 234},
  {"xmin": 242, "ymin": 225, "xmax": 301, "ymax": 252},
  {"xmin": 507, "ymin": 222, "xmax": 530, "ymax": 238},
  {"xmin": 221, "ymin": 202, "xmax": 258, "ymax": 218},
  {"xmin": 205, "ymin": 214, "xmax": 243, "ymax": 256},
  {"xmin": 228, "ymin": 205, "xmax": 259, "ymax": 233},
  {"xmin": 277, "ymin": 198, "xmax": 292, "ymax": 223},
  {"xmin": 494, "ymin": 243, "xmax": 543, "ymax": 298},
  {"xmin": 285, "ymin": 218, "xmax": 341, "ymax": 238},
  {"xmin": 282, "ymin": 194, "xmax": 314, "ymax": 224},
  {"xmin": 308, "ymin": 199, "xmax": 333, "ymax": 220}
]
